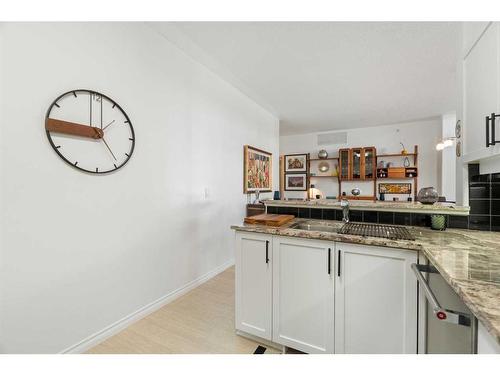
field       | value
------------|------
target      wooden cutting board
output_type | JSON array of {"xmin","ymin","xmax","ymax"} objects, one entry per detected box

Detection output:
[{"xmin": 244, "ymin": 213, "xmax": 295, "ymax": 227}]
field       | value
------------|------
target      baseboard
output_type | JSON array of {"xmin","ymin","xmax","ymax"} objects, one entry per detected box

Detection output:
[{"xmin": 61, "ymin": 259, "xmax": 235, "ymax": 354}]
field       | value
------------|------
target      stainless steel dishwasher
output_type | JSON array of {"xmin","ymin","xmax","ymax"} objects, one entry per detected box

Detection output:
[{"xmin": 412, "ymin": 263, "xmax": 478, "ymax": 354}]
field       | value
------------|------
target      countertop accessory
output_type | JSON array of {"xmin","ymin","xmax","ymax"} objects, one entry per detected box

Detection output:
[
  {"xmin": 244, "ymin": 213, "xmax": 294, "ymax": 227},
  {"xmin": 404, "ymin": 156, "xmax": 411, "ymax": 167},
  {"xmin": 351, "ymin": 187, "xmax": 361, "ymax": 196},
  {"xmin": 243, "ymin": 145, "xmax": 272, "ymax": 193},
  {"xmin": 318, "ymin": 149, "xmax": 328, "ymax": 159},
  {"xmin": 273, "ymin": 191, "xmax": 280, "ymax": 200},
  {"xmin": 318, "ymin": 161, "xmax": 330, "ymax": 173},
  {"xmin": 253, "ymin": 190, "xmax": 261, "ymax": 204},
  {"xmin": 431, "ymin": 214, "xmax": 447, "ymax": 231},
  {"xmin": 338, "ymin": 222, "xmax": 415, "ymax": 241},
  {"xmin": 45, "ymin": 89, "xmax": 135, "ymax": 174},
  {"xmin": 417, "ymin": 187, "xmax": 439, "ymax": 205}
]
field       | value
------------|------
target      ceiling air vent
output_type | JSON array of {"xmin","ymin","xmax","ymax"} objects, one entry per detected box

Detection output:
[{"xmin": 317, "ymin": 131, "xmax": 347, "ymax": 146}]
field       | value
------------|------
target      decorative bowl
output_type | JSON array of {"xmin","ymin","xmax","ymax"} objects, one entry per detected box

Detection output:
[
  {"xmin": 417, "ymin": 187, "xmax": 439, "ymax": 205},
  {"xmin": 318, "ymin": 149, "xmax": 328, "ymax": 159},
  {"xmin": 318, "ymin": 161, "xmax": 330, "ymax": 173}
]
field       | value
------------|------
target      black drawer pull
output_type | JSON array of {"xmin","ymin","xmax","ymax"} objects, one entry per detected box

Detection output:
[
  {"xmin": 328, "ymin": 248, "xmax": 331, "ymax": 274},
  {"xmin": 265, "ymin": 240, "xmax": 269, "ymax": 264},
  {"xmin": 337, "ymin": 250, "xmax": 341, "ymax": 277}
]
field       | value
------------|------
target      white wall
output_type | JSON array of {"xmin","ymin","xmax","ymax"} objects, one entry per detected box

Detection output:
[
  {"xmin": 0, "ymin": 23, "xmax": 279, "ymax": 353},
  {"xmin": 280, "ymin": 118, "xmax": 441, "ymax": 200},
  {"xmin": 441, "ymin": 113, "xmax": 457, "ymax": 202}
]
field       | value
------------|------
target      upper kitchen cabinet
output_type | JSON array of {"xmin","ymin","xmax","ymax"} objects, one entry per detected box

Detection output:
[
  {"xmin": 463, "ymin": 22, "xmax": 500, "ymax": 160},
  {"xmin": 235, "ymin": 232, "xmax": 273, "ymax": 341},
  {"xmin": 339, "ymin": 147, "xmax": 376, "ymax": 180},
  {"xmin": 334, "ymin": 243, "xmax": 418, "ymax": 354}
]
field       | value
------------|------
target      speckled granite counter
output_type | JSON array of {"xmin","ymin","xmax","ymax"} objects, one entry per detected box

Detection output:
[
  {"xmin": 264, "ymin": 199, "xmax": 470, "ymax": 216},
  {"xmin": 231, "ymin": 218, "xmax": 500, "ymax": 345}
]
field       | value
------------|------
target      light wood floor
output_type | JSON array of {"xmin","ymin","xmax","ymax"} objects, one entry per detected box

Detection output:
[{"xmin": 86, "ymin": 266, "xmax": 279, "ymax": 354}]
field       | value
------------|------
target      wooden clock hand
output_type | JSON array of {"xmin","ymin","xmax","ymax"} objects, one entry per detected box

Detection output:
[{"xmin": 46, "ymin": 118, "xmax": 104, "ymax": 139}]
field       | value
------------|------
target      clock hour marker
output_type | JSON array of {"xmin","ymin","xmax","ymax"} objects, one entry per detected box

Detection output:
[
  {"xmin": 96, "ymin": 167, "xmax": 98, "ymax": 172},
  {"xmin": 72, "ymin": 91, "xmax": 77, "ymax": 98},
  {"xmin": 54, "ymin": 102, "xmax": 60, "ymax": 108},
  {"xmin": 114, "ymin": 164, "xmax": 117, "ymax": 169},
  {"xmin": 55, "ymin": 145, "xmax": 61, "ymax": 149},
  {"xmin": 124, "ymin": 120, "xmax": 129, "ymax": 124},
  {"xmin": 129, "ymin": 138, "xmax": 134, "ymax": 141},
  {"xmin": 112, "ymin": 103, "xmax": 116, "ymax": 109},
  {"xmin": 74, "ymin": 161, "xmax": 78, "ymax": 166},
  {"xmin": 125, "ymin": 152, "xmax": 130, "ymax": 157}
]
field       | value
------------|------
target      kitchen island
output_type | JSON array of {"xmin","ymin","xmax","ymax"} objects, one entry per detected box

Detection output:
[{"xmin": 231, "ymin": 218, "xmax": 500, "ymax": 353}]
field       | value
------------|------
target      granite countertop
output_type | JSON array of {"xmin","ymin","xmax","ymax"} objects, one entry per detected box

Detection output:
[
  {"xmin": 231, "ymin": 218, "xmax": 500, "ymax": 345},
  {"xmin": 263, "ymin": 199, "xmax": 470, "ymax": 216}
]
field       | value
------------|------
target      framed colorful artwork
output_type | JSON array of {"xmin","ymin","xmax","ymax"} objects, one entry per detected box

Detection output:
[
  {"xmin": 285, "ymin": 173, "xmax": 307, "ymax": 191},
  {"xmin": 243, "ymin": 145, "xmax": 272, "ymax": 193},
  {"xmin": 378, "ymin": 183, "xmax": 412, "ymax": 195},
  {"xmin": 284, "ymin": 153, "xmax": 308, "ymax": 173}
]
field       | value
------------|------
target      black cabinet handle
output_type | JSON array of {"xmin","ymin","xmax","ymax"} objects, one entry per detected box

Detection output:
[
  {"xmin": 337, "ymin": 250, "xmax": 341, "ymax": 277},
  {"xmin": 328, "ymin": 248, "xmax": 331, "ymax": 274},
  {"xmin": 486, "ymin": 115, "xmax": 490, "ymax": 147},
  {"xmin": 486, "ymin": 113, "xmax": 500, "ymax": 147},
  {"xmin": 265, "ymin": 240, "xmax": 269, "ymax": 264}
]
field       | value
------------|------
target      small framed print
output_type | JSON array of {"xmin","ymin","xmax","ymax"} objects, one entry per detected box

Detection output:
[
  {"xmin": 285, "ymin": 153, "xmax": 308, "ymax": 173},
  {"xmin": 243, "ymin": 145, "xmax": 272, "ymax": 193},
  {"xmin": 285, "ymin": 173, "xmax": 307, "ymax": 191}
]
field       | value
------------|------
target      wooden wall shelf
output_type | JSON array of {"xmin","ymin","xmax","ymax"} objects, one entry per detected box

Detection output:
[{"xmin": 309, "ymin": 157, "xmax": 339, "ymax": 161}]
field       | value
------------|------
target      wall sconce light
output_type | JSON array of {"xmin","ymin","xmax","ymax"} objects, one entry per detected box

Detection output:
[{"xmin": 436, "ymin": 137, "xmax": 456, "ymax": 151}]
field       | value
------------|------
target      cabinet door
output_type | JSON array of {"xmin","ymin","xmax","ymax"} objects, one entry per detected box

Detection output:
[
  {"xmin": 464, "ymin": 23, "xmax": 499, "ymax": 156},
  {"xmin": 351, "ymin": 148, "xmax": 362, "ymax": 179},
  {"xmin": 363, "ymin": 147, "xmax": 376, "ymax": 180},
  {"xmin": 272, "ymin": 237, "xmax": 334, "ymax": 353},
  {"xmin": 335, "ymin": 243, "xmax": 418, "ymax": 353},
  {"xmin": 235, "ymin": 232, "xmax": 273, "ymax": 340},
  {"xmin": 339, "ymin": 149, "xmax": 350, "ymax": 180}
]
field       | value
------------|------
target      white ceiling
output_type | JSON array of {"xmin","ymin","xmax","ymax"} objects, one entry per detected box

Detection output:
[{"xmin": 153, "ymin": 22, "xmax": 459, "ymax": 135}]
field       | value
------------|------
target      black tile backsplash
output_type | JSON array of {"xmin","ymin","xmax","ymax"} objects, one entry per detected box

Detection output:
[
  {"xmin": 469, "ymin": 184, "xmax": 490, "ymax": 199},
  {"xmin": 363, "ymin": 211, "xmax": 378, "ymax": 223},
  {"xmin": 268, "ymin": 204, "xmax": 473, "ymax": 230},
  {"xmin": 469, "ymin": 199, "xmax": 490, "ymax": 215},
  {"xmin": 311, "ymin": 208, "xmax": 323, "ymax": 219},
  {"xmin": 465, "ymin": 163, "xmax": 500, "ymax": 231},
  {"xmin": 469, "ymin": 215, "xmax": 490, "ymax": 231}
]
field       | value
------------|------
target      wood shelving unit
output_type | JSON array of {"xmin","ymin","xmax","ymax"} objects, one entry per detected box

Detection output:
[
  {"xmin": 376, "ymin": 145, "xmax": 419, "ymax": 201},
  {"xmin": 280, "ymin": 145, "xmax": 419, "ymax": 201}
]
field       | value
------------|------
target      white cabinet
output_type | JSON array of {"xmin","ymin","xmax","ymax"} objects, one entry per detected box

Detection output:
[
  {"xmin": 272, "ymin": 237, "xmax": 334, "ymax": 353},
  {"xmin": 235, "ymin": 232, "xmax": 273, "ymax": 340},
  {"xmin": 463, "ymin": 22, "xmax": 500, "ymax": 159},
  {"xmin": 334, "ymin": 242, "xmax": 418, "ymax": 354},
  {"xmin": 477, "ymin": 320, "xmax": 500, "ymax": 354}
]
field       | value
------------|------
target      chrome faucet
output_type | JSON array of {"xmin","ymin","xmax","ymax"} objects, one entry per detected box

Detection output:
[
  {"xmin": 340, "ymin": 188, "xmax": 360, "ymax": 223},
  {"xmin": 341, "ymin": 198, "xmax": 349, "ymax": 223}
]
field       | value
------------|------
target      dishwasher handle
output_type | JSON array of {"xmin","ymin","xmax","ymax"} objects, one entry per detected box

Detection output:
[{"xmin": 411, "ymin": 263, "xmax": 471, "ymax": 327}]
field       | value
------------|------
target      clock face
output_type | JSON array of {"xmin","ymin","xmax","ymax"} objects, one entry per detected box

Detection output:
[{"xmin": 45, "ymin": 89, "xmax": 135, "ymax": 174}]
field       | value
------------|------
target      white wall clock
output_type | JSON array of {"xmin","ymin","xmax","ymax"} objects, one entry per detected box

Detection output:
[{"xmin": 45, "ymin": 89, "xmax": 135, "ymax": 174}]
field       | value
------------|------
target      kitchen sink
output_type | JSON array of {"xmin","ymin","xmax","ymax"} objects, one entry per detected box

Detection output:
[{"xmin": 290, "ymin": 223, "xmax": 338, "ymax": 233}]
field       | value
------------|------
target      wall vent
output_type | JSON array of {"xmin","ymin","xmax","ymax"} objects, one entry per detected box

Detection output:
[{"xmin": 317, "ymin": 131, "xmax": 348, "ymax": 146}]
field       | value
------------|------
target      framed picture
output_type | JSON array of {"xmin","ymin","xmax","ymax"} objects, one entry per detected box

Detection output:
[
  {"xmin": 243, "ymin": 145, "xmax": 272, "ymax": 193},
  {"xmin": 285, "ymin": 173, "xmax": 307, "ymax": 191},
  {"xmin": 378, "ymin": 183, "xmax": 412, "ymax": 195},
  {"xmin": 285, "ymin": 153, "xmax": 308, "ymax": 173}
]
